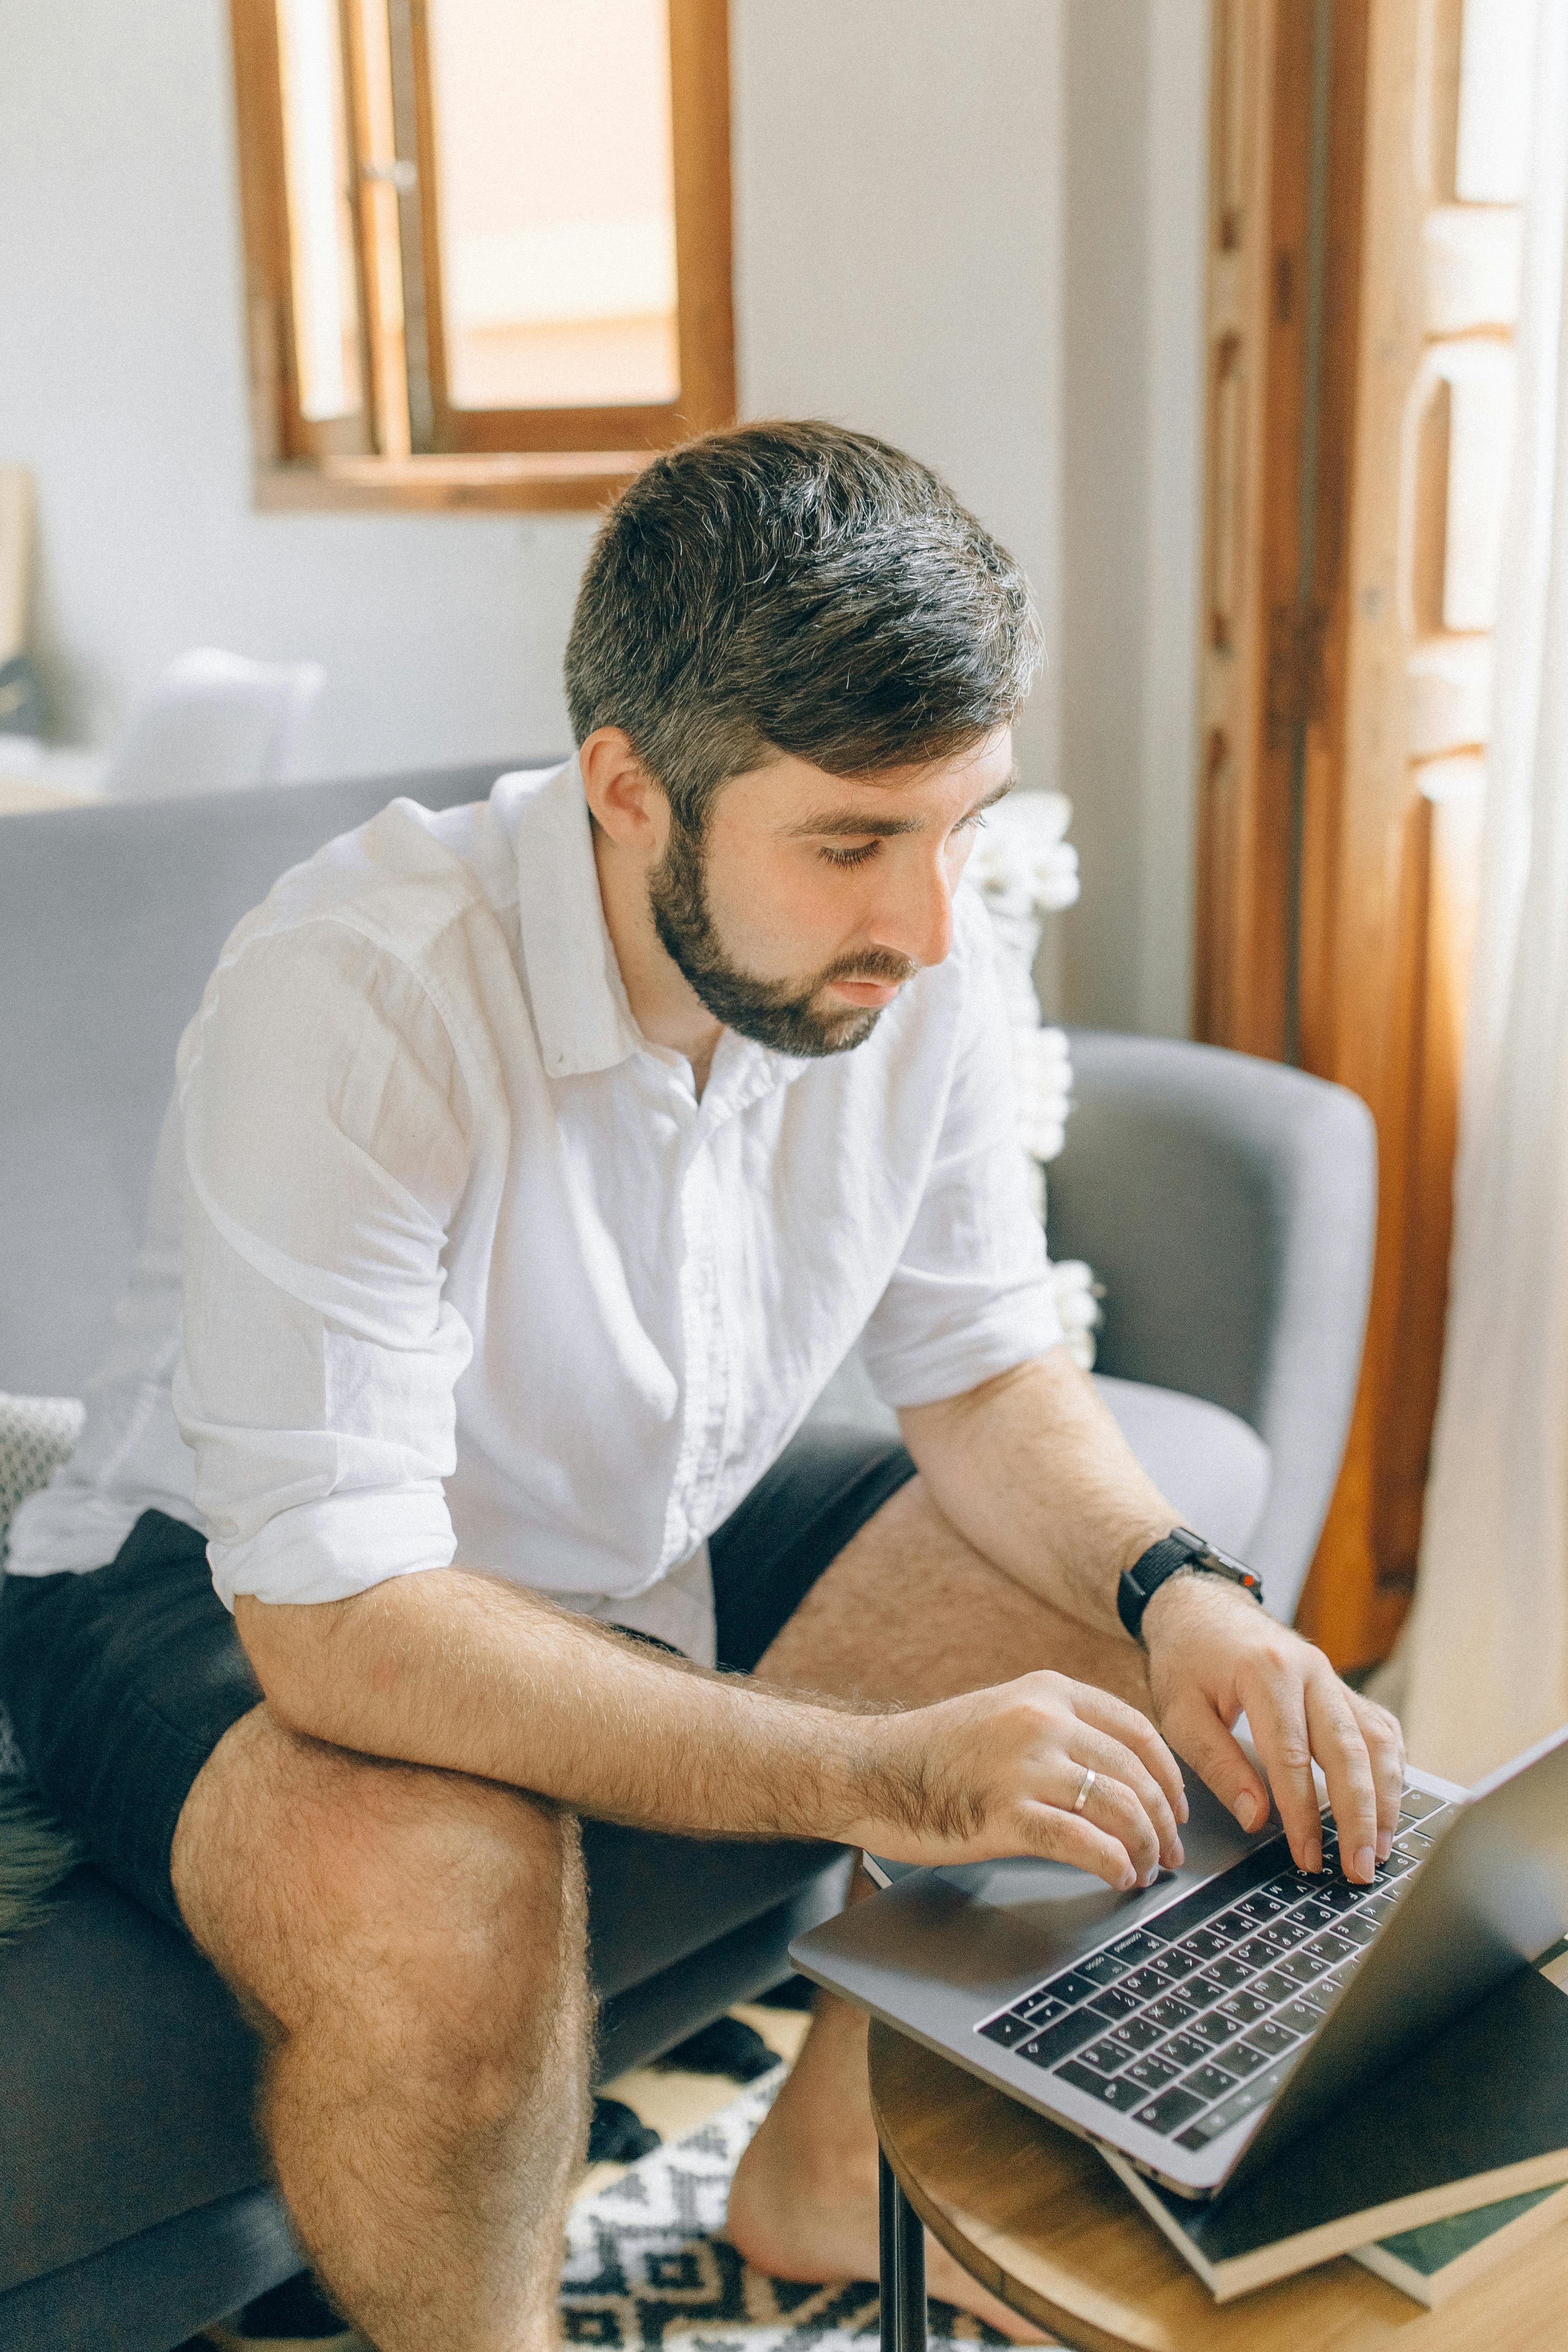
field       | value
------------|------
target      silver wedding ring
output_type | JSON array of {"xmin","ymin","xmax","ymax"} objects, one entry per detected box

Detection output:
[{"xmin": 1072, "ymin": 1766, "xmax": 1096, "ymax": 1814}]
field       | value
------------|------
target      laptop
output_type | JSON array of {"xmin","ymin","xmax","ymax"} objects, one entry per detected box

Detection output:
[{"xmin": 791, "ymin": 1721, "xmax": 1568, "ymax": 2199}]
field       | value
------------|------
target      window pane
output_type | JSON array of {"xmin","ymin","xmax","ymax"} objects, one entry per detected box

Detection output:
[
  {"xmin": 425, "ymin": 0, "xmax": 679, "ymax": 412},
  {"xmin": 276, "ymin": 0, "xmax": 365, "ymax": 421}
]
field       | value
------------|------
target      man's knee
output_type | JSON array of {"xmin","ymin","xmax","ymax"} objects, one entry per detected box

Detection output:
[{"xmin": 172, "ymin": 1706, "xmax": 589, "ymax": 2092}]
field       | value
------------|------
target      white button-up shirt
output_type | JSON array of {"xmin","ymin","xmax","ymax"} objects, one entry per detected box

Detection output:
[{"xmin": 9, "ymin": 762, "xmax": 1062, "ymax": 1660}]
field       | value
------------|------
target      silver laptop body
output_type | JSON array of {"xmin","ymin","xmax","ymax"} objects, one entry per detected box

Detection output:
[{"xmin": 791, "ymin": 1721, "xmax": 1568, "ymax": 2197}]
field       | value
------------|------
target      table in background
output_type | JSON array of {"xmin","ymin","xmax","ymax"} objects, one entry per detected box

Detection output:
[{"xmin": 868, "ymin": 2017, "xmax": 1568, "ymax": 2352}]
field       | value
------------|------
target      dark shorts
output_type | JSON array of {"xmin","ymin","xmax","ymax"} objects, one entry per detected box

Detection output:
[{"xmin": 0, "ymin": 1426, "xmax": 914, "ymax": 1935}]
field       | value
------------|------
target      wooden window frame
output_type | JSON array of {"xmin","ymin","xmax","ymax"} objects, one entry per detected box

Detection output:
[{"xmin": 230, "ymin": 0, "xmax": 735, "ymax": 513}]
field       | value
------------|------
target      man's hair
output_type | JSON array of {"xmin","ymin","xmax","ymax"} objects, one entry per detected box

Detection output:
[{"xmin": 564, "ymin": 420, "xmax": 1042, "ymax": 831}]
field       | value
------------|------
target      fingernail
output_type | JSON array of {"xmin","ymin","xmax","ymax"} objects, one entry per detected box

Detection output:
[
  {"xmin": 1376, "ymin": 1831, "xmax": 1392, "ymax": 1862},
  {"xmin": 1234, "ymin": 1792, "xmax": 1261, "ymax": 1831},
  {"xmin": 1141, "ymin": 1866, "xmax": 1160, "ymax": 1888},
  {"xmin": 1355, "ymin": 1845, "xmax": 1376, "ymax": 1883},
  {"xmin": 1120, "ymin": 1865, "xmax": 1137, "ymax": 1890},
  {"xmin": 1177, "ymin": 1791, "xmax": 1190, "ymax": 1824},
  {"xmin": 1166, "ymin": 1839, "xmax": 1185, "ymax": 1870},
  {"xmin": 1304, "ymin": 1838, "xmax": 1322, "ymax": 1874}
]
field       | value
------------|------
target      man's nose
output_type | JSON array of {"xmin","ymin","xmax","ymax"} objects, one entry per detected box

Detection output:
[{"xmin": 867, "ymin": 856, "xmax": 954, "ymax": 971}]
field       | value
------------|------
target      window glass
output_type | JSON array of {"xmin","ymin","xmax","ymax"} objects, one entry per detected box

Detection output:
[
  {"xmin": 424, "ymin": 0, "xmax": 679, "ymax": 411},
  {"xmin": 276, "ymin": 0, "xmax": 365, "ymax": 421}
]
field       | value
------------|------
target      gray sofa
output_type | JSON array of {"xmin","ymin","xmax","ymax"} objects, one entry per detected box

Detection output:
[{"xmin": 0, "ymin": 764, "xmax": 1375, "ymax": 2352}]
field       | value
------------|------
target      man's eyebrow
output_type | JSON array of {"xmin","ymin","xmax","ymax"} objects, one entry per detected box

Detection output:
[{"xmin": 785, "ymin": 769, "xmax": 1018, "ymax": 840}]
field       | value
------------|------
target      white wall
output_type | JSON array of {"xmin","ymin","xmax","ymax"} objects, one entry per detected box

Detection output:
[
  {"xmin": 1060, "ymin": 0, "xmax": 1209, "ymax": 1037},
  {"xmin": 1, "ymin": 0, "xmax": 1206, "ymax": 1033}
]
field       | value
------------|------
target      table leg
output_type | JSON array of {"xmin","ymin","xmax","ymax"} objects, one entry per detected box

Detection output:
[{"xmin": 879, "ymin": 2142, "xmax": 927, "ymax": 2352}]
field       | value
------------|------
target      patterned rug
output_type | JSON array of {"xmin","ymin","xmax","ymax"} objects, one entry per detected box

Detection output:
[{"xmin": 563, "ymin": 2068, "xmax": 1013, "ymax": 2350}]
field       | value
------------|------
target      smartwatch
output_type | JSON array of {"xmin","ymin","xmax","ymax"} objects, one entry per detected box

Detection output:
[{"xmin": 1117, "ymin": 1525, "xmax": 1264, "ymax": 1643}]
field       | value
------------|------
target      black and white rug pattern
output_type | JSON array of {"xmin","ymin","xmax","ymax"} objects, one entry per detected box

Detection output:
[{"xmin": 562, "ymin": 2070, "xmax": 1011, "ymax": 2351}]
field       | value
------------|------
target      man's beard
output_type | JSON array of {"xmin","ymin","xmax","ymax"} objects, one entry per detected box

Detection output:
[{"xmin": 648, "ymin": 819, "xmax": 917, "ymax": 1058}]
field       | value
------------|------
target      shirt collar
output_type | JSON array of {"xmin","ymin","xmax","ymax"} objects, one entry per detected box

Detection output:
[
  {"xmin": 504, "ymin": 756, "xmax": 815, "ymax": 1100},
  {"xmin": 508, "ymin": 759, "xmax": 641, "ymax": 1078}
]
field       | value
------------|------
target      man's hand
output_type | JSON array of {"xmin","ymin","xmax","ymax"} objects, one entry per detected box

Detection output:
[
  {"xmin": 1141, "ymin": 1573, "xmax": 1405, "ymax": 1883},
  {"xmin": 847, "ymin": 1671, "xmax": 1189, "ymax": 1891}
]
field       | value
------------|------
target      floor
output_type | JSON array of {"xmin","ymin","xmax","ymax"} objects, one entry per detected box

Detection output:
[{"xmin": 578, "ymin": 1999, "xmax": 812, "ymax": 2204}]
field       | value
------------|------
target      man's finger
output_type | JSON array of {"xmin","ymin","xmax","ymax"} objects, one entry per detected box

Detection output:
[
  {"xmin": 1156, "ymin": 1689, "xmax": 1271, "ymax": 1837},
  {"xmin": 1016, "ymin": 1800, "xmax": 1142, "ymax": 1890},
  {"xmin": 1348, "ymin": 1689, "xmax": 1406, "ymax": 1858},
  {"xmin": 1303, "ymin": 1665, "xmax": 1379, "ymax": 1883},
  {"xmin": 1239, "ymin": 1665, "xmax": 1323, "ymax": 1870},
  {"xmin": 1068, "ymin": 1682, "xmax": 1189, "ymax": 1825},
  {"xmin": 1065, "ymin": 1725, "xmax": 1183, "ymax": 1873}
]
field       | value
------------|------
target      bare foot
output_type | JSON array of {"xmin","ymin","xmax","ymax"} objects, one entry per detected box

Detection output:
[{"xmin": 726, "ymin": 2097, "xmax": 1050, "ymax": 2343}]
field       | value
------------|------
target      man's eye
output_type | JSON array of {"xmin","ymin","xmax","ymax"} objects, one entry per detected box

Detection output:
[
  {"xmin": 820, "ymin": 841, "xmax": 879, "ymax": 869},
  {"xmin": 954, "ymin": 807, "xmax": 990, "ymax": 835}
]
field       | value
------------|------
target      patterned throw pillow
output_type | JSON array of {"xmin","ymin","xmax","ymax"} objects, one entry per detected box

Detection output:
[{"xmin": 0, "ymin": 1392, "xmax": 85, "ymax": 1779}]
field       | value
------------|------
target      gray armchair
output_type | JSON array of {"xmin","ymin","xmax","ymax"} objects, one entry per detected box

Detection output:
[
  {"xmin": 0, "ymin": 769, "xmax": 1373, "ymax": 2352},
  {"xmin": 1048, "ymin": 1029, "xmax": 1376, "ymax": 1628}
]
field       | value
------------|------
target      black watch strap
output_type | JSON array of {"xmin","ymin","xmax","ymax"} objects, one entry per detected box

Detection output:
[{"xmin": 1117, "ymin": 1525, "xmax": 1264, "ymax": 1643}]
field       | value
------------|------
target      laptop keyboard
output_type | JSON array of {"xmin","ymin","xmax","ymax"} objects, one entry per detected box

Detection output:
[{"xmin": 975, "ymin": 1785, "xmax": 1450, "ymax": 2155}]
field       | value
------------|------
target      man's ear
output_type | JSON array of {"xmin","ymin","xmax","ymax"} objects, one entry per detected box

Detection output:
[{"xmin": 579, "ymin": 728, "xmax": 667, "ymax": 854}]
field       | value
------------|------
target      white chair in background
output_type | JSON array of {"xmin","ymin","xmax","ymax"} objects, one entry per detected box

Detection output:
[{"xmin": 99, "ymin": 647, "xmax": 326, "ymax": 802}]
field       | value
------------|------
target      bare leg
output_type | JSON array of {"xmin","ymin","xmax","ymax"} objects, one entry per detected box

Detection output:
[
  {"xmin": 727, "ymin": 1473, "xmax": 1151, "ymax": 2338},
  {"xmin": 171, "ymin": 1706, "xmax": 591, "ymax": 2352}
]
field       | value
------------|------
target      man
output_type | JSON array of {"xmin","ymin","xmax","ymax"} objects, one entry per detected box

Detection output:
[{"xmin": 3, "ymin": 423, "xmax": 1403, "ymax": 2352}]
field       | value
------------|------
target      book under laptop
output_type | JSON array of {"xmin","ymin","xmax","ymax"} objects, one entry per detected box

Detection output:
[{"xmin": 791, "ymin": 1721, "xmax": 1568, "ymax": 2199}]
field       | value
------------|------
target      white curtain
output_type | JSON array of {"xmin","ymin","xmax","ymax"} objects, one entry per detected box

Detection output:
[{"xmin": 1396, "ymin": 0, "xmax": 1568, "ymax": 1784}]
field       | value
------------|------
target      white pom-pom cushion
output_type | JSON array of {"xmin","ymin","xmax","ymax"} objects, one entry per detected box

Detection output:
[{"xmin": 0, "ymin": 1393, "xmax": 85, "ymax": 1779}]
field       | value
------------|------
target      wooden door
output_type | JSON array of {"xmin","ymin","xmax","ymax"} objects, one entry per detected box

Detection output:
[{"xmin": 1196, "ymin": 0, "xmax": 1527, "ymax": 1668}]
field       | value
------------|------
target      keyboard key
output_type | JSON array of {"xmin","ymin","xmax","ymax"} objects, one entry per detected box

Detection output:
[
  {"xmin": 1274, "ymin": 2000, "xmax": 1326, "ymax": 2035},
  {"xmin": 980, "ymin": 2013, "xmax": 1034, "ymax": 2047},
  {"xmin": 1253, "ymin": 1969, "xmax": 1299, "ymax": 2005},
  {"xmin": 1317, "ymin": 1881, "xmax": 1363, "ymax": 1912},
  {"xmin": 1210, "ymin": 2072, "xmax": 1280, "ymax": 2127},
  {"xmin": 1379, "ymin": 1851, "xmax": 1421, "ymax": 1880},
  {"xmin": 1175, "ymin": 2114, "xmax": 1234, "ymax": 2149},
  {"xmin": 1148, "ymin": 1946, "xmax": 1201, "ymax": 1981},
  {"xmin": 1081, "ymin": 2035, "xmax": 1130, "ymax": 2076},
  {"xmin": 1044, "ymin": 1970, "xmax": 1103, "ymax": 2007},
  {"xmin": 1057, "ymin": 2060, "xmax": 1145, "ymax": 2111},
  {"xmin": 1123, "ymin": 2052, "xmax": 1181, "ymax": 2093},
  {"xmin": 1256, "ymin": 1915, "xmax": 1310, "ymax": 1950},
  {"xmin": 1235, "ymin": 1890, "xmax": 1287, "ymax": 1921},
  {"xmin": 1135, "ymin": 2086, "xmax": 1206, "ymax": 2136},
  {"xmin": 1304, "ymin": 1931, "xmax": 1357, "ymax": 1965},
  {"xmin": 1176, "ymin": 1928, "xmax": 1231, "ymax": 1964},
  {"xmin": 1293, "ymin": 1898, "xmax": 1340, "ymax": 1931},
  {"xmin": 1185, "ymin": 2061, "xmax": 1237, "ymax": 2103},
  {"xmin": 1120, "ymin": 1966, "xmax": 1173, "ymax": 2004},
  {"xmin": 1161, "ymin": 2030, "xmax": 1211, "ymax": 2070},
  {"xmin": 1209, "ymin": 1909, "xmax": 1255, "ymax": 1943},
  {"xmin": 1187, "ymin": 2010, "xmax": 1241, "ymax": 2047},
  {"xmin": 1261, "ymin": 1872, "xmax": 1320, "ymax": 1903},
  {"xmin": 1218, "ymin": 1989, "xmax": 1271, "ymax": 2026},
  {"xmin": 1363, "ymin": 1891, "xmax": 1399, "ymax": 1923},
  {"xmin": 1234, "ymin": 1937, "xmax": 1282, "ymax": 1971},
  {"xmin": 1017, "ymin": 1990, "xmax": 1071, "ymax": 2024},
  {"xmin": 1144, "ymin": 1992, "xmax": 1200, "ymax": 2033},
  {"xmin": 1076, "ymin": 1949, "xmax": 1133, "ymax": 1988},
  {"xmin": 1017, "ymin": 2011, "xmax": 1102, "ymax": 2067},
  {"xmin": 1103, "ymin": 1930, "xmax": 1167, "ymax": 1969},
  {"xmin": 1397, "ymin": 1787, "xmax": 1447, "ymax": 1821},
  {"xmin": 1220, "ymin": 2037, "xmax": 1269, "ymax": 2074},
  {"xmin": 1088, "ymin": 1985, "xmax": 1142, "ymax": 2023},
  {"xmin": 1276, "ymin": 1951, "xmax": 1328, "ymax": 1986},
  {"xmin": 1196, "ymin": 1955, "xmax": 1252, "ymax": 1992},
  {"xmin": 1111, "ymin": 2014, "xmax": 1165, "ymax": 2055},
  {"xmin": 1243, "ymin": 2020, "xmax": 1301, "ymax": 2059}
]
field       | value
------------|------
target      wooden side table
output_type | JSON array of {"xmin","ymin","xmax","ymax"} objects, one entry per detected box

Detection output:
[{"xmin": 868, "ymin": 2017, "xmax": 1568, "ymax": 2352}]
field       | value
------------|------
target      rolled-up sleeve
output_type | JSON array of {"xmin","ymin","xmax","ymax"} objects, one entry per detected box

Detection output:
[
  {"xmin": 858, "ymin": 895, "xmax": 1065, "ymax": 1409},
  {"xmin": 172, "ymin": 918, "xmax": 475, "ymax": 1609}
]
